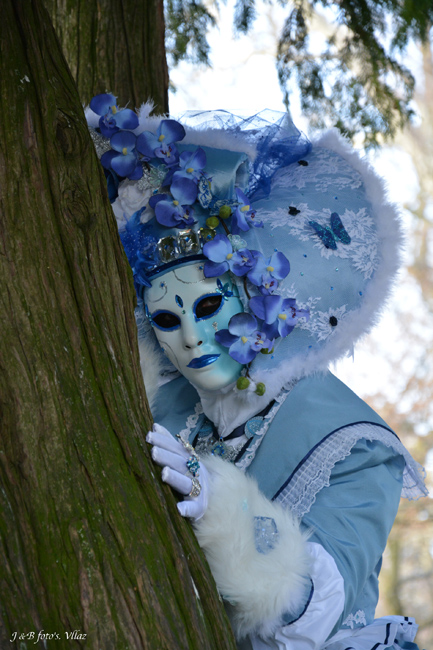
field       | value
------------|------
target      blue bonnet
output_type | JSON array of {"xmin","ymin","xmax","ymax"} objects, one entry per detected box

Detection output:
[{"xmin": 86, "ymin": 97, "xmax": 402, "ymax": 400}]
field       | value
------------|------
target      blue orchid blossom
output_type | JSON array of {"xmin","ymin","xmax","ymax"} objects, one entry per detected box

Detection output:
[
  {"xmin": 231, "ymin": 248, "xmax": 258, "ymax": 277},
  {"xmin": 203, "ymin": 234, "xmax": 257, "ymax": 278},
  {"xmin": 231, "ymin": 188, "xmax": 264, "ymax": 235},
  {"xmin": 215, "ymin": 313, "xmax": 273, "ymax": 364},
  {"xmin": 136, "ymin": 119, "xmax": 186, "ymax": 166},
  {"xmin": 101, "ymin": 131, "xmax": 143, "ymax": 180},
  {"xmin": 173, "ymin": 148, "xmax": 207, "ymax": 184},
  {"xmin": 90, "ymin": 93, "xmax": 139, "ymax": 138},
  {"xmin": 249, "ymin": 295, "xmax": 310, "ymax": 339},
  {"xmin": 202, "ymin": 234, "xmax": 234, "ymax": 277},
  {"xmin": 259, "ymin": 278, "xmax": 279, "ymax": 295},
  {"xmin": 149, "ymin": 176, "xmax": 197, "ymax": 228},
  {"xmin": 247, "ymin": 250, "xmax": 291, "ymax": 294}
]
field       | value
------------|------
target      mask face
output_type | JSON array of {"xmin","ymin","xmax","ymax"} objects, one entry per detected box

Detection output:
[{"xmin": 145, "ymin": 263, "xmax": 244, "ymax": 390}]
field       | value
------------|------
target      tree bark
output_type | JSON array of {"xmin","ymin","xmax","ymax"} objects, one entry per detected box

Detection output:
[
  {"xmin": 45, "ymin": 0, "xmax": 169, "ymax": 113},
  {"xmin": 0, "ymin": 2, "xmax": 235, "ymax": 648}
]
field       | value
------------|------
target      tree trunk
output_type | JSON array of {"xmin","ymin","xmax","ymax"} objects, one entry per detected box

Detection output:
[
  {"xmin": 0, "ymin": 2, "xmax": 235, "ymax": 648},
  {"xmin": 45, "ymin": 0, "xmax": 169, "ymax": 113}
]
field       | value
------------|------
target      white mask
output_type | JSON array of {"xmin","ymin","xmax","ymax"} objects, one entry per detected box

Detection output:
[{"xmin": 145, "ymin": 263, "xmax": 244, "ymax": 391}]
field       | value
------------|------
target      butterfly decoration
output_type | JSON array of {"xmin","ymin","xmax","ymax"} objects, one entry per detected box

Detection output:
[
  {"xmin": 216, "ymin": 278, "xmax": 234, "ymax": 300},
  {"xmin": 308, "ymin": 212, "xmax": 351, "ymax": 250}
]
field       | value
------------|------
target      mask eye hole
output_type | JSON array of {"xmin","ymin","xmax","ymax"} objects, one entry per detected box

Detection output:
[
  {"xmin": 152, "ymin": 311, "xmax": 181, "ymax": 331},
  {"xmin": 194, "ymin": 294, "xmax": 223, "ymax": 320}
]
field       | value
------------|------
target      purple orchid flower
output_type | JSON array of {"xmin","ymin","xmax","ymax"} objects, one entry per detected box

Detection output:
[
  {"xmin": 259, "ymin": 278, "xmax": 279, "ymax": 295},
  {"xmin": 163, "ymin": 147, "xmax": 207, "ymax": 187},
  {"xmin": 215, "ymin": 313, "xmax": 273, "ymax": 364},
  {"xmin": 247, "ymin": 250, "xmax": 291, "ymax": 294},
  {"xmin": 173, "ymin": 148, "xmax": 207, "ymax": 183},
  {"xmin": 136, "ymin": 119, "xmax": 185, "ymax": 166},
  {"xmin": 231, "ymin": 188, "xmax": 264, "ymax": 235},
  {"xmin": 150, "ymin": 176, "xmax": 197, "ymax": 228},
  {"xmin": 202, "ymin": 234, "xmax": 234, "ymax": 277},
  {"xmin": 90, "ymin": 93, "xmax": 139, "ymax": 137},
  {"xmin": 202, "ymin": 234, "xmax": 256, "ymax": 278},
  {"xmin": 249, "ymin": 295, "xmax": 310, "ymax": 339},
  {"xmin": 231, "ymin": 248, "xmax": 258, "ymax": 277},
  {"xmin": 101, "ymin": 131, "xmax": 143, "ymax": 179}
]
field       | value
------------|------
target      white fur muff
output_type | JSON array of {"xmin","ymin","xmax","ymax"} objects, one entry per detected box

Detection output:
[{"xmin": 193, "ymin": 455, "xmax": 311, "ymax": 640}]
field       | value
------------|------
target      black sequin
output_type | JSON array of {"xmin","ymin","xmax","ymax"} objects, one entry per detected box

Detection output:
[
  {"xmin": 288, "ymin": 206, "xmax": 301, "ymax": 216},
  {"xmin": 298, "ymin": 160, "xmax": 309, "ymax": 166},
  {"xmin": 329, "ymin": 316, "xmax": 338, "ymax": 327}
]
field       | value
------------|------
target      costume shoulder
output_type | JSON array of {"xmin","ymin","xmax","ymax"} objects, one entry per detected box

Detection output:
[
  {"xmin": 247, "ymin": 372, "xmax": 427, "ymax": 507},
  {"xmin": 248, "ymin": 371, "xmax": 392, "ymax": 498}
]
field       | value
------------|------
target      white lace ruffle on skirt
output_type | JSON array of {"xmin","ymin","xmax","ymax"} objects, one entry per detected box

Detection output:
[{"xmin": 322, "ymin": 615, "xmax": 419, "ymax": 650}]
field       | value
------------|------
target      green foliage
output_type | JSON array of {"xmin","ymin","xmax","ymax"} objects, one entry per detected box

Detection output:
[
  {"xmin": 276, "ymin": 0, "xmax": 420, "ymax": 146},
  {"xmin": 165, "ymin": 0, "xmax": 217, "ymax": 65},
  {"xmin": 234, "ymin": 0, "xmax": 257, "ymax": 33},
  {"xmin": 276, "ymin": 0, "xmax": 425, "ymax": 145},
  {"xmin": 166, "ymin": 0, "xmax": 432, "ymax": 146}
]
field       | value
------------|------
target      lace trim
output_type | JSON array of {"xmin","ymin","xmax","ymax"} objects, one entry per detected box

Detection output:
[
  {"xmin": 342, "ymin": 609, "xmax": 367, "ymax": 629},
  {"xmin": 178, "ymin": 401, "xmax": 203, "ymax": 443},
  {"xmin": 323, "ymin": 615, "xmax": 419, "ymax": 649},
  {"xmin": 235, "ymin": 380, "xmax": 298, "ymax": 471},
  {"xmin": 276, "ymin": 422, "xmax": 428, "ymax": 518}
]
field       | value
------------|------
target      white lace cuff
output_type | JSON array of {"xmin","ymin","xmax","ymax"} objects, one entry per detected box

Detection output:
[{"xmin": 271, "ymin": 542, "xmax": 344, "ymax": 649}]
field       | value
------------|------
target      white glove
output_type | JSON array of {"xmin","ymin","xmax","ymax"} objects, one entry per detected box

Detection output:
[{"xmin": 146, "ymin": 423, "xmax": 209, "ymax": 520}]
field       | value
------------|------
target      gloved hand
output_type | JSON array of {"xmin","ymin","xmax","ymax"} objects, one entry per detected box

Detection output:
[{"xmin": 146, "ymin": 423, "xmax": 209, "ymax": 520}]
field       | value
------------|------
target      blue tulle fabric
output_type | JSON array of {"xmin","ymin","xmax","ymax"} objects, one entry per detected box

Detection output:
[{"xmin": 175, "ymin": 109, "xmax": 311, "ymax": 201}]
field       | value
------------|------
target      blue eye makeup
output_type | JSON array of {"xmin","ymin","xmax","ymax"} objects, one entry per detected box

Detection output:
[
  {"xmin": 193, "ymin": 293, "xmax": 223, "ymax": 321},
  {"xmin": 151, "ymin": 310, "xmax": 181, "ymax": 331}
]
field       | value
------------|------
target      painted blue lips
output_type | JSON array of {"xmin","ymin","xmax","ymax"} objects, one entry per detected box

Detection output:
[{"xmin": 187, "ymin": 354, "xmax": 220, "ymax": 369}]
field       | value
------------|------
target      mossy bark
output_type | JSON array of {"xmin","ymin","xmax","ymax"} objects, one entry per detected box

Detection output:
[
  {"xmin": 0, "ymin": 2, "xmax": 235, "ymax": 648},
  {"xmin": 45, "ymin": 0, "xmax": 169, "ymax": 113}
]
